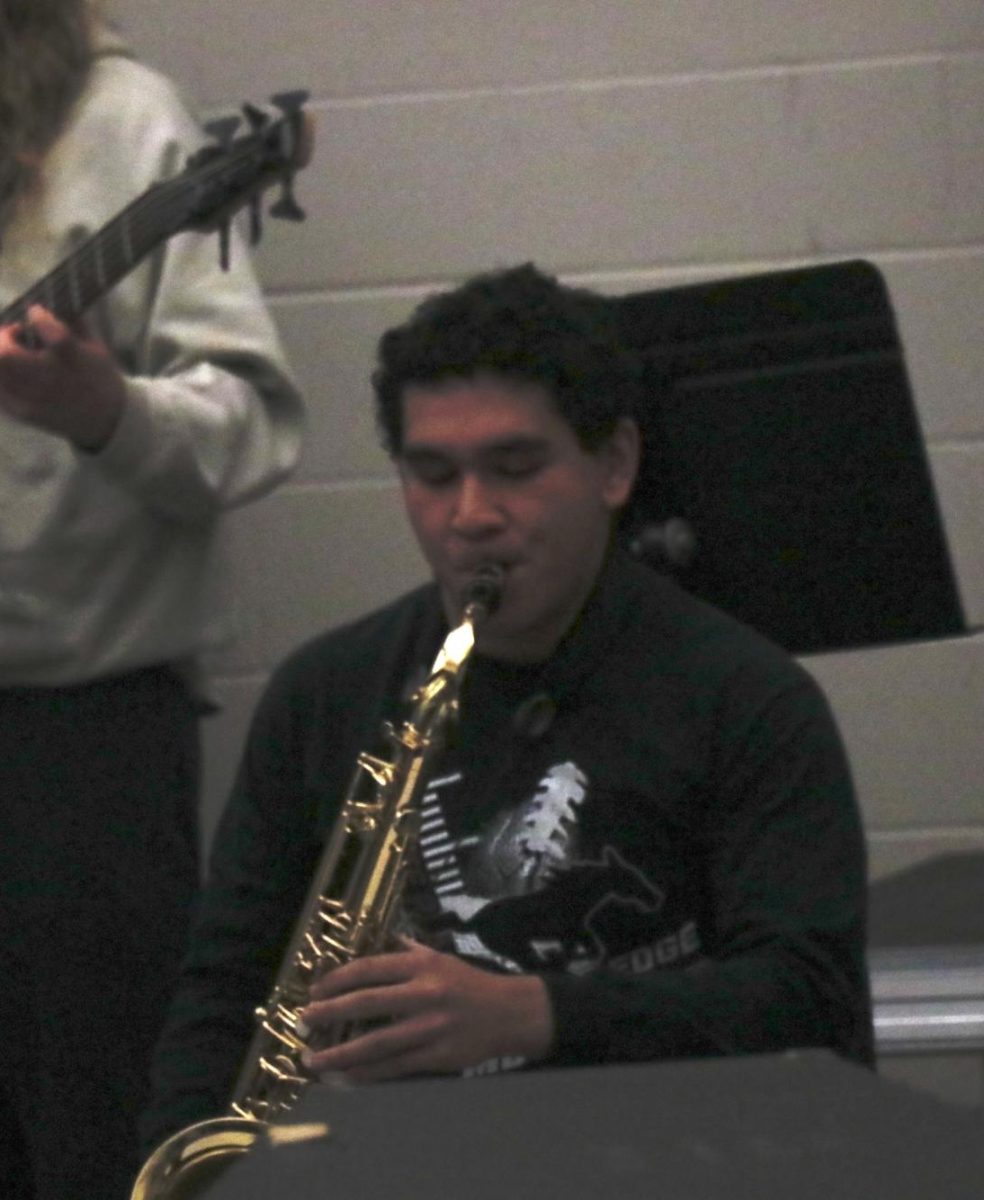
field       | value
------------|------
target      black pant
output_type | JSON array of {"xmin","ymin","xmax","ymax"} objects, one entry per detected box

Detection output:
[{"xmin": 0, "ymin": 667, "xmax": 201, "ymax": 1200}]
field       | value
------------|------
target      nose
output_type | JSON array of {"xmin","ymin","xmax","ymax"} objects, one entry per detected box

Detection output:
[{"xmin": 450, "ymin": 473, "xmax": 504, "ymax": 537}]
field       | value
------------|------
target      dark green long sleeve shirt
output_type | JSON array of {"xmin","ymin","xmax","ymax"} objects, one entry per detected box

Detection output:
[{"xmin": 142, "ymin": 553, "xmax": 873, "ymax": 1154}]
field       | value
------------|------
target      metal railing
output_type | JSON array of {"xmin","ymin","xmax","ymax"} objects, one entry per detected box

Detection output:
[{"xmin": 870, "ymin": 945, "xmax": 984, "ymax": 1055}]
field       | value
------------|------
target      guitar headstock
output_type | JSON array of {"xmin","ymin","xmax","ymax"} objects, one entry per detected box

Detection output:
[{"xmin": 180, "ymin": 90, "xmax": 315, "ymax": 266}]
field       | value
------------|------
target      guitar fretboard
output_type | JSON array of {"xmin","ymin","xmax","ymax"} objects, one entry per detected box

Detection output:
[{"xmin": 0, "ymin": 173, "xmax": 194, "ymax": 327}]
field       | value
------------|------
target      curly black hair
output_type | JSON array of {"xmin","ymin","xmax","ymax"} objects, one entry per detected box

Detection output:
[{"xmin": 372, "ymin": 263, "xmax": 644, "ymax": 454}]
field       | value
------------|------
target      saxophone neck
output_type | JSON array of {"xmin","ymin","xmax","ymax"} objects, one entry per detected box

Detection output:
[
  {"xmin": 428, "ymin": 617, "xmax": 477, "ymax": 680},
  {"xmin": 460, "ymin": 565, "xmax": 503, "ymax": 627},
  {"xmin": 431, "ymin": 566, "xmax": 503, "ymax": 674},
  {"xmin": 414, "ymin": 565, "xmax": 504, "ymax": 728}
]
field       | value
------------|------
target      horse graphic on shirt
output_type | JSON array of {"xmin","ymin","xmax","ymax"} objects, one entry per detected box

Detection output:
[
  {"xmin": 447, "ymin": 844, "xmax": 665, "ymax": 973},
  {"xmin": 431, "ymin": 759, "xmax": 664, "ymax": 972}
]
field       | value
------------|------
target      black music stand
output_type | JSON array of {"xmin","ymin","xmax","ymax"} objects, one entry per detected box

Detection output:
[
  {"xmin": 199, "ymin": 1051, "xmax": 982, "ymax": 1199},
  {"xmin": 613, "ymin": 260, "xmax": 966, "ymax": 655}
]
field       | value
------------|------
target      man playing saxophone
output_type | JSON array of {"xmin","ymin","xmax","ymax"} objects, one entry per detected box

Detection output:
[{"xmin": 141, "ymin": 263, "xmax": 873, "ymax": 1157}]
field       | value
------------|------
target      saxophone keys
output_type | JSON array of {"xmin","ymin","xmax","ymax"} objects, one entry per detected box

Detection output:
[{"xmin": 355, "ymin": 752, "xmax": 395, "ymax": 789}]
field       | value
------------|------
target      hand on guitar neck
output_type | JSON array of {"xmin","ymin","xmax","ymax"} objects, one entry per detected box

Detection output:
[{"xmin": 0, "ymin": 303, "xmax": 127, "ymax": 452}]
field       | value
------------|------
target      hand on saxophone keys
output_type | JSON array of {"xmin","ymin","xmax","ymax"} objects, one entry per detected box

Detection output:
[{"xmin": 296, "ymin": 937, "xmax": 553, "ymax": 1085}]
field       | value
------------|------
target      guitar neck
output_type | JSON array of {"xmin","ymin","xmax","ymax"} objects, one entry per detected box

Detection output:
[
  {"xmin": 0, "ymin": 93, "xmax": 312, "ymax": 331},
  {"xmin": 0, "ymin": 176, "xmax": 189, "ymax": 327}
]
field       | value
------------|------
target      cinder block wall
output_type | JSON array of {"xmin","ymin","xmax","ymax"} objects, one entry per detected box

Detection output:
[{"xmin": 113, "ymin": 0, "xmax": 984, "ymax": 1096}]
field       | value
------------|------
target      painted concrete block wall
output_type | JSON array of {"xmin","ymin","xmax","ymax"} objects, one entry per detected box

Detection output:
[{"xmin": 110, "ymin": 5, "xmax": 984, "ymax": 1103}]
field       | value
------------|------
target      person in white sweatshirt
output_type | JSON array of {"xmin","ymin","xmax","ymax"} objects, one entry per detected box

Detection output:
[{"xmin": 0, "ymin": 4, "xmax": 304, "ymax": 1197}]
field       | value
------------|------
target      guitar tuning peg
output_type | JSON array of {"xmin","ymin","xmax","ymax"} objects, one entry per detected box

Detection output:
[
  {"xmin": 203, "ymin": 115, "xmax": 240, "ymax": 149},
  {"xmin": 270, "ymin": 89, "xmax": 309, "ymax": 116},
  {"xmin": 242, "ymin": 103, "xmax": 268, "ymax": 131},
  {"xmin": 270, "ymin": 176, "xmax": 305, "ymax": 222},
  {"xmin": 217, "ymin": 218, "xmax": 231, "ymax": 270},
  {"xmin": 249, "ymin": 197, "xmax": 263, "ymax": 245}
]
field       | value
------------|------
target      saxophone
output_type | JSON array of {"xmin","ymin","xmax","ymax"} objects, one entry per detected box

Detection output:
[{"xmin": 131, "ymin": 567, "xmax": 503, "ymax": 1200}]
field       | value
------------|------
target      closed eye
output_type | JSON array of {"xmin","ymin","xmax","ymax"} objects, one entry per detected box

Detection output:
[
  {"xmin": 401, "ymin": 452, "xmax": 458, "ymax": 487},
  {"xmin": 487, "ymin": 444, "xmax": 549, "ymax": 480}
]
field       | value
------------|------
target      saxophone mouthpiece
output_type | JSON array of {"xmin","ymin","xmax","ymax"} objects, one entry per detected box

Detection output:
[{"xmin": 463, "ymin": 564, "xmax": 504, "ymax": 621}]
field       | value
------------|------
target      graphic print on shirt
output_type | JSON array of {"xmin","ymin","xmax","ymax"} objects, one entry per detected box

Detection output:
[{"xmin": 417, "ymin": 761, "xmax": 666, "ymax": 976}]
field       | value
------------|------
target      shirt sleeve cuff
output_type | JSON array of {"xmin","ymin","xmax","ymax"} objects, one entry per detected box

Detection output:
[
  {"xmin": 539, "ymin": 972, "xmax": 615, "ymax": 1065},
  {"xmin": 91, "ymin": 376, "xmax": 157, "ymax": 481}
]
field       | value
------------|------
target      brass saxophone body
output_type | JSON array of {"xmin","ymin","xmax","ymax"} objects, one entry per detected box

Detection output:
[{"xmin": 131, "ymin": 568, "xmax": 502, "ymax": 1200}]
